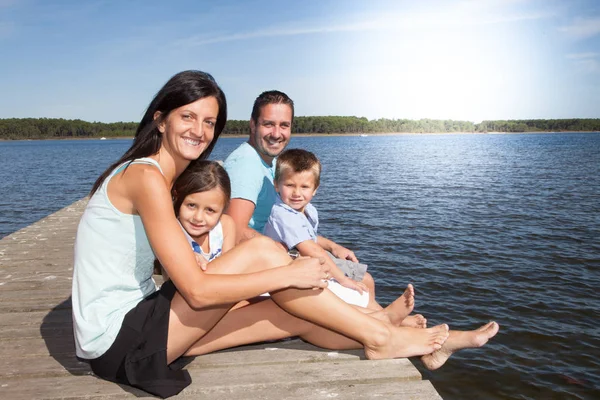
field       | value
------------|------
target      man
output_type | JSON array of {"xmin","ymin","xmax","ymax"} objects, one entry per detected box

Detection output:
[
  {"xmin": 224, "ymin": 90, "xmax": 293, "ymax": 243},
  {"xmin": 223, "ymin": 91, "xmax": 390, "ymax": 312}
]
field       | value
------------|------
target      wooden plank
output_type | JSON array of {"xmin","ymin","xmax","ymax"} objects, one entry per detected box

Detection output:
[
  {"xmin": 0, "ymin": 309, "xmax": 72, "ymax": 326},
  {"xmin": 0, "ymin": 358, "xmax": 423, "ymax": 399},
  {"xmin": 0, "ymin": 199, "xmax": 443, "ymax": 399}
]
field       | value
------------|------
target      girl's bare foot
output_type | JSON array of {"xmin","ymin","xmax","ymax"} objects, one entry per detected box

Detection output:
[
  {"xmin": 400, "ymin": 314, "xmax": 427, "ymax": 328},
  {"xmin": 421, "ymin": 321, "xmax": 500, "ymax": 370},
  {"xmin": 384, "ymin": 284, "xmax": 415, "ymax": 325},
  {"xmin": 364, "ymin": 323, "xmax": 449, "ymax": 360}
]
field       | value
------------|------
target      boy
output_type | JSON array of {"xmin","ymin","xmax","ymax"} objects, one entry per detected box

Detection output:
[{"xmin": 263, "ymin": 149, "xmax": 372, "ymax": 306}]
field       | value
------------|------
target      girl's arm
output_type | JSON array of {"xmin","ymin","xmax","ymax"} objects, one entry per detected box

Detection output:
[
  {"xmin": 126, "ymin": 166, "xmax": 328, "ymax": 309},
  {"xmin": 295, "ymin": 239, "xmax": 367, "ymax": 294}
]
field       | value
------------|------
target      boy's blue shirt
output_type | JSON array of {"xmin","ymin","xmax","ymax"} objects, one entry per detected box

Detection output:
[{"xmin": 263, "ymin": 196, "xmax": 319, "ymax": 250}]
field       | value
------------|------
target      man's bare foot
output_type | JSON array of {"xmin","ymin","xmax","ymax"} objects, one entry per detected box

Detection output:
[
  {"xmin": 421, "ymin": 321, "xmax": 500, "ymax": 370},
  {"xmin": 400, "ymin": 314, "xmax": 427, "ymax": 328},
  {"xmin": 384, "ymin": 284, "xmax": 415, "ymax": 325},
  {"xmin": 364, "ymin": 323, "xmax": 449, "ymax": 360}
]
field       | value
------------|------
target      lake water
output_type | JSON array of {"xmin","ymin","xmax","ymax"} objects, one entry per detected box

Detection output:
[{"xmin": 1, "ymin": 133, "xmax": 599, "ymax": 399}]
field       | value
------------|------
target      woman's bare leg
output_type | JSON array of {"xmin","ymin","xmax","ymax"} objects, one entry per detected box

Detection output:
[
  {"xmin": 167, "ymin": 236, "xmax": 449, "ymax": 363},
  {"xmin": 421, "ymin": 321, "xmax": 500, "ymax": 370},
  {"xmin": 184, "ymin": 295, "xmax": 449, "ymax": 357},
  {"xmin": 166, "ymin": 236, "xmax": 294, "ymax": 363}
]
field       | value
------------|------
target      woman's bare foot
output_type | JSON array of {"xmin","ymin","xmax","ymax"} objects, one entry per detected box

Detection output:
[
  {"xmin": 420, "ymin": 321, "xmax": 500, "ymax": 370},
  {"xmin": 384, "ymin": 284, "xmax": 415, "ymax": 325},
  {"xmin": 400, "ymin": 314, "xmax": 427, "ymax": 328},
  {"xmin": 364, "ymin": 323, "xmax": 449, "ymax": 360}
]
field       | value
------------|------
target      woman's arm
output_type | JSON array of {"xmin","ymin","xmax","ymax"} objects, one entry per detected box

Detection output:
[{"xmin": 127, "ymin": 166, "xmax": 327, "ymax": 309}]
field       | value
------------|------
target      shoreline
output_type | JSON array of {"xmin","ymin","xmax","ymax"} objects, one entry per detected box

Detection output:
[{"xmin": 1, "ymin": 130, "xmax": 599, "ymax": 142}]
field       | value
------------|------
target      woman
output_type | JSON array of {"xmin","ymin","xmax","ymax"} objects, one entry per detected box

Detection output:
[{"xmin": 72, "ymin": 70, "xmax": 499, "ymax": 398}]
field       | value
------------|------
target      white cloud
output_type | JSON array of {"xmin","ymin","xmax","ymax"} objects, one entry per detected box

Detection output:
[
  {"xmin": 566, "ymin": 52, "xmax": 599, "ymax": 59},
  {"xmin": 559, "ymin": 17, "xmax": 600, "ymax": 39},
  {"xmin": 172, "ymin": 1, "xmax": 554, "ymax": 48},
  {"xmin": 173, "ymin": 21, "xmax": 380, "ymax": 47}
]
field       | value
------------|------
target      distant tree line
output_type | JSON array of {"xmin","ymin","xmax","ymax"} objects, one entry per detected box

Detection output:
[
  {"xmin": 0, "ymin": 118, "xmax": 138, "ymax": 140},
  {"xmin": 1, "ymin": 117, "xmax": 599, "ymax": 140}
]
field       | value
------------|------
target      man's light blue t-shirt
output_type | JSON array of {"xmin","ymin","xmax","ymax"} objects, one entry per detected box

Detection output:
[
  {"xmin": 224, "ymin": 142, "xmax": 277, "ymax": 233},
  {"xmin": 263, "ymin": 197, "xmax": 320, "ymax": 250}
]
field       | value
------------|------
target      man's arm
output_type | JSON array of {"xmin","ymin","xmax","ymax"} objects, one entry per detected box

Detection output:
[{"xmin": 226, "ymin": 198, "xmax": 262, "ymax": 244}]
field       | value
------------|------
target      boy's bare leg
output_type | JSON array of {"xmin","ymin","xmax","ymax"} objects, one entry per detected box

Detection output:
[
  {"xmin": 361, "ymin": 272, "xmax": 383, "ymax": 310},
  {"xmin": 365, "ymin": 284, "xmax": 427, "ymax": 328},
  {"xmin": 382, "ymin": 284, "xmax": 415, "ymax": 324},
  {"xmin": 400, "ymin": 314, "xmax": 427, "ymax": 328},
  {"xmin": 421, "ymin": 321, "xmax": 500, "ymax": 370}
]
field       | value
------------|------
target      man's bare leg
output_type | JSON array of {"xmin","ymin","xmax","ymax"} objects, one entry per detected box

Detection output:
[{"xmin": 421, "ymin": 321, "xmax": 500, "ymax": 370}]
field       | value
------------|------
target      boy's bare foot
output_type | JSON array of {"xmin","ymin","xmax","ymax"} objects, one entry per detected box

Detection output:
[
  {"xmin": 384, "ymin": 284, "xmax": 415, "ymax": 325},
  {"xmin": 364, "ymin": 324, "xmax": 449, "ymax": 360},
  {"xmin": 367, "ymin": 310, "xmax": 393, "ymax": 324},
  {"xmin": 421, "ymin": 321, "xmax": 500, "ymax": 370},
  {"xmin": 400, "ymin": 314, "xmax": 427, "ymax": 328}
]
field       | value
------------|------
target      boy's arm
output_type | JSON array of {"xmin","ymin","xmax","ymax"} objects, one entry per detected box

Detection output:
[
  {"xmin": 316, "ymin": 235, "xmax": 359, "ymax": 263},
  {"xmin": 295, "ymin": 240, "xmax": 367, "ymax": 294}
]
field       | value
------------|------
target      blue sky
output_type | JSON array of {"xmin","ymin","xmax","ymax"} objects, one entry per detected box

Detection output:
[{"xmin": 1, "ymin": 0, "xmax": 599, "ymax": 123}]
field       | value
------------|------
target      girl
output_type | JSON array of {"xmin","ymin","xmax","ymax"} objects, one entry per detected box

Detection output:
[
  {"xmin": 72, "ymin": 70, "xmax": 499, "ymax": 399},
  {"xmin": 173, "ymin": 160, "xmax": 235, "ymax": 269}
]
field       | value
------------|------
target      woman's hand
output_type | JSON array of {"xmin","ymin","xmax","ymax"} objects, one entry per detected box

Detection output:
[{"xmin": 284, "ymin": 256, "xmax": 330, "ymax": 290}]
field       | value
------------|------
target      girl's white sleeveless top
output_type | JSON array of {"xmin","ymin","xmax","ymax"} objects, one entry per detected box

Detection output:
[
  {"xmin": 180, "ymin": 220, "xmax": 224, "ymax": 262},
  {"xmin": 72, "ymin": 158, "xmax": 162, "ymax": 359}
]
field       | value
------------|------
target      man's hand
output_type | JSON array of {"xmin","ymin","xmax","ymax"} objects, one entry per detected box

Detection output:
[{"xmin": 331, "ymin": 244, "xmax": 359, "ymax": 263}]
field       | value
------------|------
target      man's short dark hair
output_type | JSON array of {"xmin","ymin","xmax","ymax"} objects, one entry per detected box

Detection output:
[{"xmin": 251, "ymin": 90, "xmax": 294, "ymax": 123}]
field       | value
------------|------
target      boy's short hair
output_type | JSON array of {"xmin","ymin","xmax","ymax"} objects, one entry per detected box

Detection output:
[{"xmin": 275, "ymin": 149, "xmax": 321, "ymax": 188}]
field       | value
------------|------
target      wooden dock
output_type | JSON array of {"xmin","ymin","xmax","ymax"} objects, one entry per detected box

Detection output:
[{"xmin": 0, "ymin": 200, "xmax": 442, "ymax": 399}]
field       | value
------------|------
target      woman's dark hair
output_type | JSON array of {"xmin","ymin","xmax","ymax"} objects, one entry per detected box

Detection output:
[
  {"xmin": 172, "ymin": 161, "xmax": 231, "ymax": 217},
  {"xmin": 90, "ymin": 70, "xmax": 227, "ymax": 195}
]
